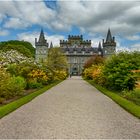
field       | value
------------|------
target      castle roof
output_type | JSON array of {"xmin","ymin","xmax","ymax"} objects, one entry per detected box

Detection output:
[
  {"xmin": 106, "ymin": 28, "xmax": 112, "ymax": 42},
  {"xmin": 39, "ymin": 29, "xmax": 46, "ymax": 43}
]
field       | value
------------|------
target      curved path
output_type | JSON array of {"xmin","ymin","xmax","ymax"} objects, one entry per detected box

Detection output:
[{"xmin": 0, "ymin": 77, "xmax": 140, "ymax": 139}]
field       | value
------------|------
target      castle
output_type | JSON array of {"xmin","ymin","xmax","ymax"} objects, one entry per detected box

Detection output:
[{"xmin": 35, "ymin": 29, "xmax": 116, "ymax": 75}]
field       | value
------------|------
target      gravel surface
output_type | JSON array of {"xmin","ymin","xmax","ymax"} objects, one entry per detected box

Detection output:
[{"xmin": 0, "ymin": 76, "xmax": 140, "ymax": 139}]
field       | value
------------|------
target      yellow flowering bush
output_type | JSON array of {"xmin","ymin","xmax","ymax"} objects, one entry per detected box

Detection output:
[
  {"xmin": 83, "ymin": 66, "xmax": 94, "ymax": 79},
  {"xmin": 54, "ymin": 70, "xmax": 67, "ymax": 80},
  {"xmin": 92, "ymin": 65, "xmax": 106, "ymax": 86},
  {"xmin": 28, "ymin": 69, "xmax": 49, "ymax": 85}
]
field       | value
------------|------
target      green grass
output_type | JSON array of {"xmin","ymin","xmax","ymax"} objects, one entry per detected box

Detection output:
[
  {"xmin": 0, "ymin": 81, "xmax": 61, "ymax": 119},
  {"xmin": 86, "ymin": 80, "xmax": 140, "ymax": 119},
  {"xmin": 123, "ymin": 88, "xmax": 140, "ymax": 106}
]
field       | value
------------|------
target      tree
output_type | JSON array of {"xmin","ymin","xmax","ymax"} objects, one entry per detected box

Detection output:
[
  {"xmin": 84, "ymin": 55, "xmax": 104, "ymax": 69},
  {"xmin": 103, "ymin": 51, "xmax": 140, "ymax": 91},
  {"xmin": 0, "ymin": 40, "xmax": 35, "ymax": 58},
  {"xmin": 46, "ymin": 47, "xmax": 68, "ymax": 71}
]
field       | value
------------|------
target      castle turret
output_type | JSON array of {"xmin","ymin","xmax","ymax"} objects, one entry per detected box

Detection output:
[
  {"xmin": 35, "ymin": 29, "xmax": 49, "ymax": 62},
  {"xmin": 50, "ymin": 42, "xmax": 53, "ymax": 48},
  {"xmin": 103, "ymin": 28, "xmax": 116, "ymax": 56}
]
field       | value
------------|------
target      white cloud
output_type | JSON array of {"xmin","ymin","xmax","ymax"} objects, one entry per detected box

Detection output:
[
  {"xmin": 0, "ymin": 1, "xmax": 55, "ymax": 29},
  {"xmin": 0, "ymin": 0, "xmax": 140, "ymax": 37},
  {"xmin": 4, "ymin": 18, "xmax": 29, "ymax": 29},
  {"xmin": 0, "ymin": 29, "xmax": 9, "ymax": 36},
  {"xmin": 17, "ymin": 31, "xmax": 65, "ymax": 47},
  {"xmin": 125, "ymin": 35, "xmax": 140, "ymax": 41},
  {"xmin": 130, "ymin": 43, "xmax": 140, "ymax": 51}
]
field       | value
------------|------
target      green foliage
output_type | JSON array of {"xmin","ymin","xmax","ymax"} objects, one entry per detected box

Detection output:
[
  {"xmin": 46, "ymin": 47, "xmax": 68, "ymax": 71},
  {"xmin": 122, "ymin": 89, "xmax": 140, "ymax": 106},
  {"xmin": 0, "ymin": 40, "xmax": 35, "ymax": 58},
  {"xmin": 7, "ymin": 76, "xmax": 26, "ymax": 97},
  {"xmin": 53, "ymin": 70, "xmax": 68, "ymax": 81},
  {"xmin": 7, "ymin": 62, "xmax": 38, "ymax": 78},
  {"xmin": 103, "ymin": 52, "xmax": 140, "ymax": 91},
  {"xmin": 83, "ymin": 66, "xmax": 95, "ymax": 80},
  {"xmin": 0, "ymin": 68, "xmax": 11, "ymax": 99},
  {"xmin": 0, "ymin": 68, "xmax": 26, "ymax": 99},
  {"xmin": 27, "ymin": 80, "xmax": 43, "ymax": 89}
]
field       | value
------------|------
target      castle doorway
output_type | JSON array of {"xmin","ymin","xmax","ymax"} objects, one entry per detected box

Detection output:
[{"xmin": 72, "ymin": 67, "xmax": 78, "ymax": 75}]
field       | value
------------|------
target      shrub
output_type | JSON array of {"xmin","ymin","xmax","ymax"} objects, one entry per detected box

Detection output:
[
  {"xmin": 0, "ymin": 68, "xmax": 26, "ymax": 99},
  {"xmin": 28, "ymin": 69, "xmax": 49, "ymax": 85},
  {"xmin": 54, "ymin": 70, "xmax": 67, "ymax": 80},
  {"xmin": 7, "ymin": 76, "xmax": 26, "ymax": 98},
  {"xmin": 103, "ymin": 52, "xmax": 140, "ymax": 91},
  {"xmin": 92, "ymin": 65, "xmax": 106, "ymax": 86},
  {"xmin": 0, "ymin": 97, "xmax": 5, "ymax": 104},
  {"xmin": 27, "ymin": 80, "xmax": 43, "ymax": 89},
  {"xmin": 83, "ymin": 66, "xmax": 95, "ymax": 80},
  {"xmin": 7, "ymin": 62, "xmax": 38, "ymax": 78},
  {"xmin": 122, "ymin": 89, "xmax": 140, "ymax": 106},
  {"xmin": 0, "ymin": 68, "xmax": 11, "ymax": 99}
]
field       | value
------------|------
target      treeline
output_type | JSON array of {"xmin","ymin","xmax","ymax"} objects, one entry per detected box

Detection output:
[{"xmin": 0, "ymin": 40, "xmax": 35, "ymax": 58}]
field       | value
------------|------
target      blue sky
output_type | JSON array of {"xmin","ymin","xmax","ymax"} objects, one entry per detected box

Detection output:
[{"xmin": 0, "ymin": 0, "xmax": 140, "ymax": 51}]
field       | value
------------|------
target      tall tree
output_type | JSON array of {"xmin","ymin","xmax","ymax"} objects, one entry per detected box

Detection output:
[{"xmin": 45, "ymin": 47, "xmax": 68, "ymax": 71}]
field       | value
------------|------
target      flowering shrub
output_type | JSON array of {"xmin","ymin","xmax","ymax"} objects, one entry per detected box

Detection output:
[
  {"xmin": 28, "ymin": 69, "xmax": 49, "ymax": 85},
  {"xmin": 0, "ymin": 50, "xmax": 34, "ymax": 67},
  {"xmin": 92, "ymin": 65, "xmax": 106, "ymax": 86},
  {"xmin": 54, "ymin": 70, "xmax": 67, "ymax": 80},
  {"xmin": 83, "ymin": 66, "xmax": 94, "ymax": 80}
]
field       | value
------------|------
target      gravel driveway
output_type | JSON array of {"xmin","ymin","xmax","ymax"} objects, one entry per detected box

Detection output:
[{"xmin": 0, "ymin": 76, "xmax": 140, "ymax": 139}]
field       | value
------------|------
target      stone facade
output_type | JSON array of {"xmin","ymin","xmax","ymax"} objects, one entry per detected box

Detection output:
[
  {"xmin": 102, "ymin": 29, "xmax": 116, "ymax": 56},
  {"xmin": 35, "ymin": 29, "xmax": 116, "ymax": 75},
  {"xmin": 60, "ymin": 35, "xmax": 100, "ymax": 75},
  {"xmin": 35, "ymin": 29, "xmax": 49, "ymax": 62}
]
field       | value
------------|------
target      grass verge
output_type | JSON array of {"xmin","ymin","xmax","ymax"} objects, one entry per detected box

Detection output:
[
  {"xmin": 86, "ymin": 80, "xmax": 140, "ymax": 119},
  {"xmin": 0, "ymin": 81, "xmax": 61, "ymax": 119}
]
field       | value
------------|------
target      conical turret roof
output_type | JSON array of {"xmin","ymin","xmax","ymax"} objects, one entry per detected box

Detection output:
[
  {"xmin": 106, "ymin": 28, "xmax": 112, "ymax": 42},
  {"xmin": 39, "ymin": 29, "xmax": 45, "ymax": 43},
  {"xmin": 50, "ymin": 42, "xmax": 53, "ymax": 48}
]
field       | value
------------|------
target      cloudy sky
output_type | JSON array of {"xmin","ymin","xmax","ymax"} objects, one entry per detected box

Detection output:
[{"xmin": 0, "ymin": 0, "xmax": 140, "ymax": 51}]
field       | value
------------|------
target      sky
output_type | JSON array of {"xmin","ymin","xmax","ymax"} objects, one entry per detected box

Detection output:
[{"xmin": 0, "ymin": 0, "xmax": 140, "ymax": 51}]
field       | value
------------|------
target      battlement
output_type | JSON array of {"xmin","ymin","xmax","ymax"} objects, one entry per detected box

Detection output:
[
  {"xmin": 60, "ymin": 35, "xmax": 91, "ymax": 47},
  {"xmin": 68, "ymin": 35, "xmax": 83, "ymax": 40}
]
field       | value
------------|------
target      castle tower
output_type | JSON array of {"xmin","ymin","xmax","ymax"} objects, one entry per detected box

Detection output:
[
  {"xmin": 35, "ymin": 29, "xmax": 49, "ymax": 62},
  {"xmin": 103, "ymin": 28, "xmax": 116, "ymax": 56},
  {"xmin": 50, "ymin": 41, "xmax": 53, "ymax": 48}
]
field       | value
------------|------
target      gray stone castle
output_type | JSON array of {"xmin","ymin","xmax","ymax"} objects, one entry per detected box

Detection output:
[{"xmin": 35, "ymin": 29, "xmax": 116, "ymax": 75}]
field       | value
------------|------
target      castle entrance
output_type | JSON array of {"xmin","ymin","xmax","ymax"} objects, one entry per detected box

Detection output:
[
  {"xmin": 72, "ymin": 67, "xmax": 78, "ymax": 75},
  {"xmin": 71, "ymin": 64, "xmax": 79, "ymax": 76}
]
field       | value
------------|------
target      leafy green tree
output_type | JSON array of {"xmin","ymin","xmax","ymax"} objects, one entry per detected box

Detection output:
[
  {"xmin": 45, "ymin": 47, "xmax": 68, "ymax": 71},
  {"xmin": 103, "ymin": 51, "xmax": 140, "ymax": 91},
  {"xmin": 0, "ymin": 40, "xmax": 35, "ymax": 58}
]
